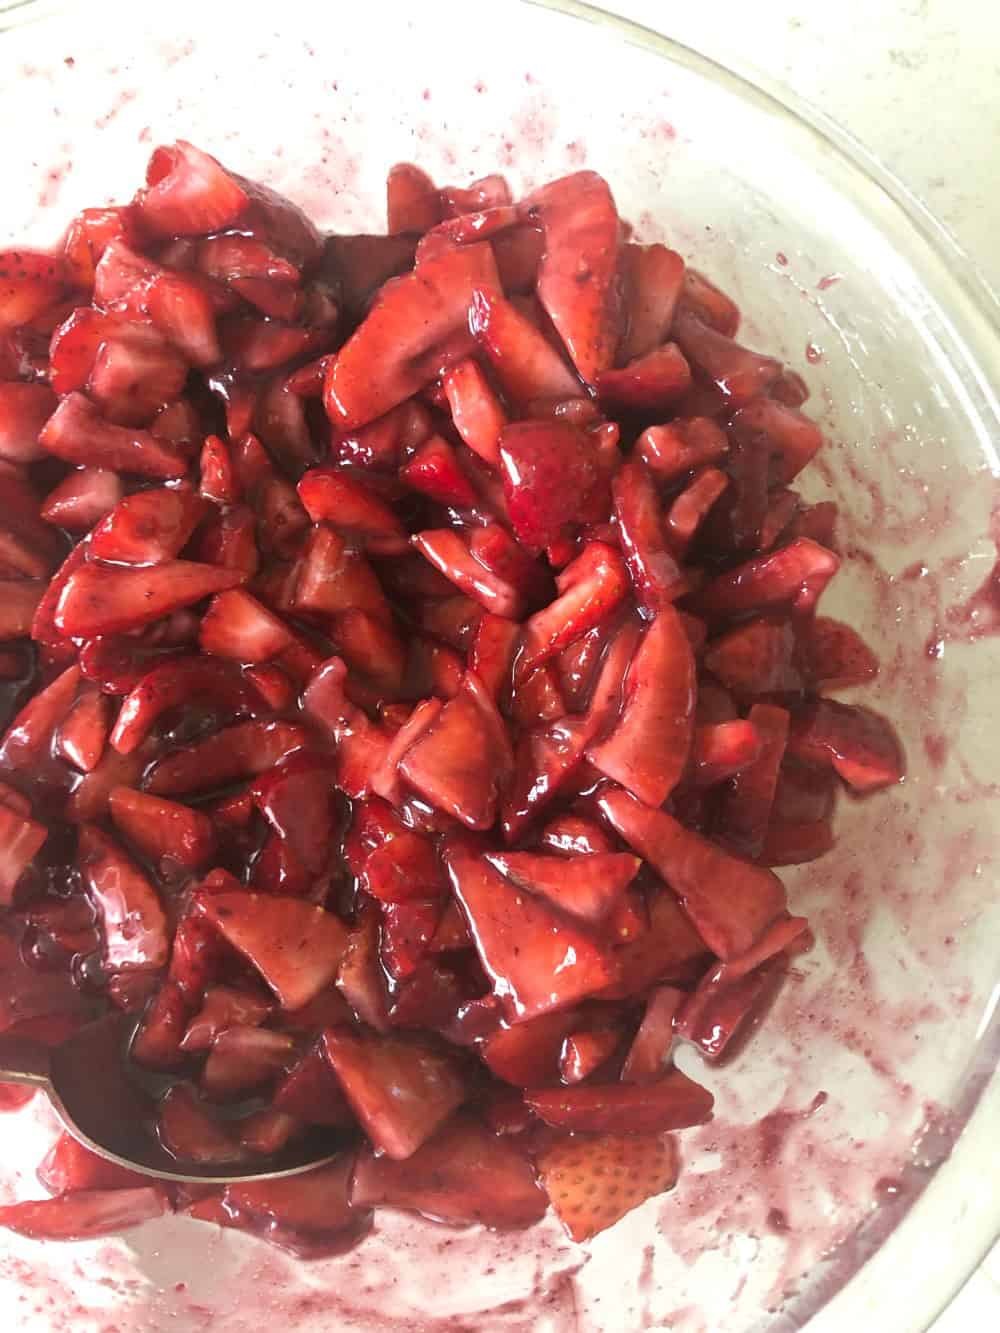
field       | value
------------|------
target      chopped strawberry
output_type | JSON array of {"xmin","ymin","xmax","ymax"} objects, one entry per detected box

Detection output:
[
  {"xmin": 0, "ymin": 248, "xmax": 65, "ymax": 327},
  {"xmin": 55, "ymin": 558, "xmax": 246, "ymax": 638},
  {"xmin": 612, "ymin": 458, "xmax": 688, "ymax": 612},
  {"xmin": 559, "ymin": 1025, "xmax": 622, "ymax": 1083},
  {"xmin": 0, "ymin": 803, "xmax": 47, "ymax": 908},
  {"xmin": 273, "ymin": 1041, "xmax": 356, "ymax": 1127},
  {"xmin": 195, "ymin": 892, "xmax": 348, "ymax": 1011},
  {"xmin": 380, "ymin": 900, "xmax": 446, "ymax": 981},
  {"xmin": 65, "ymin": 740, "xmax": 148, "ymax": 823},
  {"xmin": 110, "ymin": 655, "xmax": 263, "ymax": 755},
  {"xmin": 200, "ymin": 588, "xmax": 293, "ymax": 663},
  {"xmin": 788, "ymin": 699, "xmax": 904, "ymax": 793},
  {"xmin": 38, "ymin": 1133, "xmax": 148, "ymax": 1195},
  {"xmin": 237, "ymin": 1109, "xmax": 303, "ymax": 1156},
  {"xmin": 618, "ymin": 243, "xmax": 685, "ymax": 362},
  {"xmin": 201, "ymin": 1026, "xmax": 295, "ymax": 1101},
  {"xmin": 0, "ymin": 578, "xmax": 44, "ymax": 642},
  {"xmin": 217, "ymin": 1157, "xmax": 370, "ymax": 1258},
  {"xmin": 716, "ymin": 704, "xmax": 789, "ymax": 857},
  {"xmin": 703, "ymin": 617, "xmax": 801, "ymax": 696},
  {"xmin": 444, "ymin": 839, "xmax": 615, "ymax": 1021},
  {"xmin": 596, "ymin": 785, "xmax": 785, "ymax": 959},
  {"xmin": 761, "ymin": 818, "xmax": 835, "ymax": 866},
  {"xmin": 490, "ymin": 223, "xmax": 545, "ymax": 293},
  {"xmin": 665, "ymin": 466, "xmax": 730, "ymax": 556},
  {"xmin": 677, "ymin": 268, "xmax": 740, "ymax": 336},
  {"xmin": 0, "ymin": 382, "xmax": 55, "ymax": 463},
  {"xmin": 441, "ymin": 359, "xmax": 508, "ymax": 464},
  {"xmin": 88, "ymin": 485, "xmax": 204, "ymax": 568},
  {"xmin": 588, "ymin": 608, "xmax": 695, "ymax": 807},
  {"xmin": 40, "ymin": 468, "xmax": 125, "ymax": 533},
  {"xmin": 518, "ymin": 542, "xmax": 629, "ymax": 677},
  {"xmin": 159, "ymin": 1084, "xmax": 246, "ymax": 1163},
  {"xmin": 499, "ymin": 419, "xmax": 603, "ymax": 553},
  {"xmin": 621, "ymin": 986, "xmax": 683, "ymax": 1083},
  {"xmin": 54, "ymin": 686, "xmax": 111, "ymax": 772},
  {"xmin": 0, "ymin": 1189, "xmax": 167, "ymax": 1241},
  {"xmin": 400, "ymin": 434, "xmax": 479, "ymax": 508},
  {"xmin": 730, "ymin": 396, "xmax": 823, "ymax": 484},
  {"xmin": 39, "ymin": 392, "xmax": 188, "ymax": 479},
  {"xmin": 0, "ymin": 663, "xmax": 80, "ymax": 772},
  {"xmin": 325, "ymin": 243, "xmax": 500, "ymax": 429},
  {"xmin": 688, "ymin": 718, "xmax": 762, "ymax": 788},
  {"xmin": 676, "ymin": 958, "xmax": 786, "ymax": 1061},
  {"xmin": 673, "ymin": 310, "xmax": 781, "ymax": 405},
  {"xmin": 524, "ymin": 171, "xmax": 622, "ymax": 384},
  {"xmin": 797, "ymin": 616, "xmax": 880, "ymax": 690},
  {"xmin": 411, "ymin": 528, "xmax": 523, "ymax": 620},
  {"xmin": 336, "ymin": 905, "xmax": 391, "ymax": 1032},
  {"xmin": 597, "ymin": 342, "xmax": 691, "ymax": 413},
  {"xmin": 0, "ymin": 470, "xmax": 74, "ymax": 578},
  {"xmin": 536, "ymin": 1132, "xmax": 678, "ymax": 1241},
  {"xmin": 398, "ymin": 671, "xmax": 512, "ymax": 829},
  {"xmin": 78, "ymin": 824, "xmax": 169, "ymax": 971},
  {"xmin": 694, "ymin": 538, "xmax": 840, "ymax": 619},
  {"xmin": 469, "ymin": 288, "xmax": 580, "ymax": 407},
  {"xmin": 527, "ymin": 1066, "xmax": 712, "ymax": 1134},
  {"xmin": 145, "ymin": 719, "xmax": 309, "ymax": 796},
  {"xmin": 485, "ymin": 850, "xmax": 639, "ymax": 925},
  {"xmin": 136, "ymin": 140, "xmax": 249, "ymax": 237},
  {"xmin": 108, "ymin": 786, "xmax": 216, "ymax": 872},
  {"xmin": 540, "ymin": 814, "xmax": 614, "ymax": 857},
  {"xmin": 352, "ymin": 1113, "xmax": 546, "ymax": 1228},
  {"xmin": 180, "ymin": 985, "xmax": 273, "ymax": 1053},
  {"xmin": 323, "ymin": 1027, "xmax": 466, "ymax": 1159},
  {"xmin": 599, "ymin": 886, "xmax": 707, "ymax": 1001},
  {"xmin": 293, "ymin": 525, "xmax": 389, "ymax": 623},
  {"xmin": 386, "ymin": 162, "xmax": 442, "ymax": 234},
  {"xmin": 297, "ymin": 468, "xmax": 407, "ymax": 555}
]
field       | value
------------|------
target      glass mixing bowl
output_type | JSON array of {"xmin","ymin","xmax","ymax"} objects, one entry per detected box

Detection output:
[{"xmin": 0, "ymin": 1, "xmax": 998, "ymax": 1330}]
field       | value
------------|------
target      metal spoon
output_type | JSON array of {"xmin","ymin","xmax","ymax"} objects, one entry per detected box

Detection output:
[{"xmin": 0, "ymin": 1012, "xmax": 345, "ymax": 1184}]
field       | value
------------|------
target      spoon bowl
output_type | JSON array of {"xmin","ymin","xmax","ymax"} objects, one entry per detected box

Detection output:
[{"xmin": 0, "ymin": 1014, "xmax": 346, "ymax": 1184}]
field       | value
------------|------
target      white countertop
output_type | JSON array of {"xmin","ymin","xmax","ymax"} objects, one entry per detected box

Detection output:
[{"xmin": 600, "ymin": 4, "xmax": 1000, "ymax": 1326}]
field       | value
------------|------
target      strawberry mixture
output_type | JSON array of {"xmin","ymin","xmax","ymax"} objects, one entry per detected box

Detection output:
[{"xmin": 0, "ymin": 143, "xmax": 904, "ymax": 1255}]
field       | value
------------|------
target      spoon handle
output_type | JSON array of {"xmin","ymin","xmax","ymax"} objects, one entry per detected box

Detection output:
[{"xmin": 0, "ymin": 1034, "xmax": 54, "ymax": 1087}]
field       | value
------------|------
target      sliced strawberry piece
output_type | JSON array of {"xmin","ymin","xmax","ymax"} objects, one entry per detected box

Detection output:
[
  {"xmin": 180, "ymin": 985, "xmax": 273, "ymax": 1053},
  {"xmin": 218, "ymin": 1157, "xmax": 370, "ymax": 1259},
  {"xmin": 54, "ymin": 685, "xmax": 111, "ymax": 772},
  {"xmin": 469, "ymin": 523, "xmax": 552, "ymax": 608},
  {"xmin": 761, "ymin": 818, "xmax": 834, "ymax": 866},
  {"xmin": 55, "ymin": 558, "xmax": 246, "ymax": 639},
  {"xmin": 665, "ymin": 466, "xmax": 730, "ymax": 556},
  {"xmin": 195, "ymin": 892, "xmax": 348, "ymax": 1010},
  {"xmin": 108, "ymin": 786, "xmax": 216, "ymax": 872},
  {"xmin": 0, "ymin": 470, "xmax": 71, "ymax": 579},
  {"xmin": 0, "ymin": 248, "xmax": 64, "ymax": 327},
  {"xmin": 301, "ymin": 657, "xmax": 392, "ymax": 798},
  {"xmin": 196, "ymin": 504, "xmax": 260, "ymax": 576},
  {"xmin": 325, "ymin": 243, "xmax": 500, "ymax": 429},
  {"xmin": 322, "ymin": 1027, "xmax": 466, "ymax": 1159},
  {"xmin": 559, "ymin": 1025, "xmax": 622, "ymax": 1083},
  {"xmin": 201, "ymin": 1026, "xmax": 295, "ymax": 1101},
  {"xmin": 600, "ymin": 886, "xmax": 707, "ymax": 1000},
  {"xmin": 677, "ymin": 268, "xmax": 740, "ymax": 336},
  {"xmin": 0, "ymin": 1189, "xmax": 166, "ymax": 1241},
  {"xmin": 597, "ymin": 342, "xmax": 691, "ymax": 413},
  {"xmin": 363, "ymin": 829, "xmax": 444, "ymax": 904},
  {"xmin": 0, "ymin": 803, "xmax": 46, "ymax": 907},
  {"xmin": 621, "ymin": 985, "xmax": 683, "ymax": 1083},
  {"xmin": 111, "ymin": 655, "xmax": 262, "ymax": 755},
  {"xmin": 676, "ymin": 957, "xmax": 787, "ymax": 1061},
  {"xmin": 416, "ymin": 205, "xmax": 520, "ymax": 264},
  {"xmin": 400, "ymin": 434, "xmax": 478, "ymax": 508},
  {"xmin": 468, "ymin": 613, "xmax": 520, "ymax": 701},
  {"xmin": 490, "ymin": 223, "xmax": 545, "ymax": 294},
  {"xmin": 730, "ymin": 396, "xmax": 823, "ymax": 485},
  {"xmin": 39, "ymin": 392, "xmax": 188, "ymax": 479},
  {"xmin": 673, "ymin": 310, "xmax": 781, "ymax": 405},
  {"xmin": 90, "ymin": 485, "xmax": 205, "ymax": 566},
  {"xmin": 525, "ymin": 171, "xmax": 622, "ymax": 384},
  {"xmin": 386, "ymin": 162, "xmax": 442, "ymax": 234},
  {"xmin": 0, "ymin": 579, "xmax": 44, "ymax": 642},
  {"xmin": 399, "ymin": 671, "xmax": 512, "ymax": 829},
  {"xmin": 137, "ymin": 140, "xmax": 249, "ymax": 236},
  {"xmin": 485, "ymin": 850, "xmax": 639, "ymax": 926},
  {"xmin": 588, "ymin": 608, "xmax": 695, "ymax": 807},
  {"xmin": 537, "ymin": 1132, "xmax": 678, "ymax": 1242},
  {"xmin": 444, "ymin": 839, "xmax": 615, "ymax": 1022},
  {"xmin": 370, "ymin": 698, "xmax": 443, "ymax": 806},
  {"xmin": 200, "ymin": 588, "xmax": 294, "ymax": 663},
  {"xmin": 797, "ymin": 616, "xmax": 880, "ymax": 690},
  {"xmin": 64, "ymin": 736, "xmax": 148, "ymax": 823},
  {"xmin": 62, "ymin": 204, "xmax": 138, "ymax": 287},
  {"xmin": 336, "ymin": 905, "xmax": 391, "ymax": 1032},
  {"xmin": 293, "ymin": 525, "xmax": 389, "ymax": 623},
  {"xmin": 441, "ymin": 358, "xmax": 508, "ymax": 464},
  {"xmin": 145, "ymin": 719, "xmax": 310, "ymax": 796},
  {"xmin": 636, "ymin": 417, "xmax": 729, "ymax": 482},
  {"xmin": 159, "ymin": 1084, "xmax": 245, "ymax": 1163},
  {"xmin": 527, "ymin": 1067, "xmax": 712, "ymax": 1134},
  {"xmin": 500, "ymin": 716, "xmax": 592, "ymax": 844},
  {"xmin": 88, "ymin": 327, "xmax": 189, "ymax": 427},
  {"xmin": 499, "ymin": 419, "xmax": 602, "ymax": 553},
  {"xmin": 322, "ymin": 232, "xmax": 418, "ymax": 321},
  {"xmin": 788, "ymin": 699, "xmax": 904, "ymax": 793},
  {"xmin": 273, "ymin": 1041, "xmax": 356, "ymax": 1127},
  {"xmin": 352, "ymin": 1113, "xmax": 546, "ymax": 1228},
  {"xmin": 470, "ymin": 287, "xmax": 580, "ymax": 407},
  {"xmin": 618, "ymin": 242, "xmax": 685, "ymax": 362},
  {"xmin": 0, "ymin": 382, "xmax": 55, "ymax": 463},
  {"xmin": 596, "ymin": 785, "xmax": 785, "ymax": 959},
  {"xmin": 612, "ymin": 458, "xmax": 687, "ymax": 612},
  {"xmin": 78, "ymin": 824, "xmax": 169, "ymax": 971},
  {"xmin": 38, "ymin": 1133, "xmax": 148, "ymax": 1195},
  {"xmin": 40, "ymin": 468, "xmax": 124, "ymax": 533},
  {"xmin": 410, "ymin": 529, "xmax": 521, "ymax": 620},
  {"xmin": 199, "ymin": 434, "xmax": 237, "ymax": 505},
  {"xmin": 519, "ymin": 542, "xmax": 629, "ymax": 677},
  {"xmin": 694, "ymin": 538, "xmax": 840, "ymax": 619},
  {"xmin": 716, "ymin": 704, "xmax": 789, "ymax": 857},
  {"xmin": 688, "ymin": 718, "xmax": 762, "ymax": 788},
  {"xmin": 252, "ymin": 751, "xmax": 337, "ymax": 876},
  {"xmin": 297, "ymin": 468, "xmax": 407, "ymax": 555},
  {"xmin": 757, "ymin": 487, "xmax": 800, "ymax": 552},
  {"xmin": 0, "ymin": 662, "xmax": 79, "ymax": 772},
  {"xmin": 704, "ymin": 617, "xmax": 801, "ymax": 696},
  {"xmin": 237, "ymin": 1109, "xmax": 303, "ymax": 1156}
]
